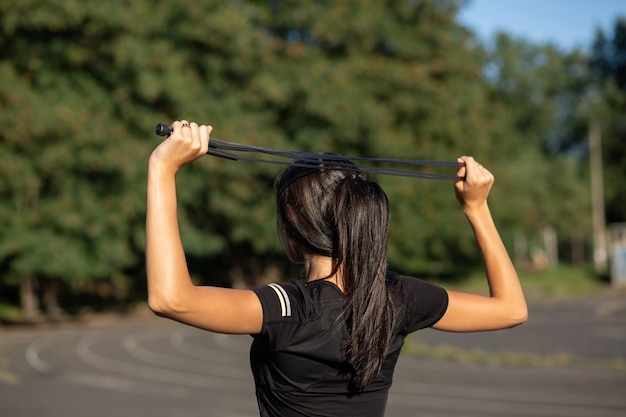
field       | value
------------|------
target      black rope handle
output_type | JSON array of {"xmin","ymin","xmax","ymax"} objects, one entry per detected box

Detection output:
[{"xmin": 155, "ymin": 123, "xmax": 461, "ymax": 180}]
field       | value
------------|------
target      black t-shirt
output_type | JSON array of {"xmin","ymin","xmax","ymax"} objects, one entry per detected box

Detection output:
[{"xmin": 250, "ymin": 273, "xmax": 448, "ymax": 417}]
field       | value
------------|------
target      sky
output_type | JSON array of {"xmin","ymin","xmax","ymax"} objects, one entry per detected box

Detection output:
[{"xmin": 458, "ymin": 0, "xmax": 626, "ymax": 50}]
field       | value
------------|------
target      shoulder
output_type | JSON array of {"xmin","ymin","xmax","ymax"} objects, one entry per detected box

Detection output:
[
  {"xmin": 253, "ymin": 279, "xmax": 346, "ymax": 326},
  {"xmin": 386, "ymin": 272, "xmax": 449, "ymax": 332},
  {"xmin": 252, "ymin": 280, "xmax": 345, "ymax": 345},
  {"xmin": 387, "ymin": 272, "xmax": 447, "ymax": 301},
  {"xmin": 252, "ymin": 281, "xmax": 306, "ymax": 321},
  {"xmin": 252, "ymin": 280, "xmax": 338, "ymax": 321}
]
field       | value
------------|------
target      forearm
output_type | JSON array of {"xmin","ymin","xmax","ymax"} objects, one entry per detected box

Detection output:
[
  {"xmin": 434, "ymin": 156, "xmax": 527, "ymax": 332},
  {"xmin": 465, "ymin": 204, "xmax": 527, "ymax": 318},
  {"xmin": 145, "ymin": 159, "xmax": 193, "ymax": 314}
]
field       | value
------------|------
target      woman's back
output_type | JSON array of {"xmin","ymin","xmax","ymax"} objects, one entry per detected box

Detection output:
[{"xmin": 250, "ymin": 274, "xmax": 448, "ymax": 417}]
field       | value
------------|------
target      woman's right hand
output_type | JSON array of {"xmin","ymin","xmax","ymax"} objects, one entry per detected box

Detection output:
[
  {"xmin": 149, "ymin": 120, "xmax": 212, "ymax": 173},
  {"xmin": 454, "ymin": 156, "xmax": 494, "ymax": 213}
]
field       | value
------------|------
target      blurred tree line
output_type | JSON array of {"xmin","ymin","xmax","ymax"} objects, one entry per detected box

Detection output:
[{"xmin": 0, "ymin": 0, "xmax": 624, "ymax": 322}]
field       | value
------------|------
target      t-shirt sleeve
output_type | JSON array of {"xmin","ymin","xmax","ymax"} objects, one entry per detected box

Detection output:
[
  {"xmin": 391, "ymin": 274, "xmax": 449, "ymax": 334},
  {"xmin": 251, "ymin": 282, "xmax": 300, "ymax": 336}
]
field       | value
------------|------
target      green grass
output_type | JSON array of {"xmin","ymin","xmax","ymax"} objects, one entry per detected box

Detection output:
[
  {"xmin": 436, "ymin": 264, "xmax": 608, "ymax": 303},
  {"xmin": 403, "ymin": 338, "xmax": 626, "ymax": 371},
  {"xmin": 0, "ymin": 303, "xmax": 21, "ymax": 323},
  {"xmin": 406, "ymin": 265, "xmax": 626, "ymax": 370}
]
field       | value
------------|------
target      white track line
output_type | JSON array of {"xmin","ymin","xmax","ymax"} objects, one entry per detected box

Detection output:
[
  {"xmin": 64, "ymin": 370, "xmax": 188, "ymax": 398},
  {"xmin": 75, "ymin": 331, "xmax": 251, "ymax": 393},
  {"xmin": 169, "ymin": 328, "xmax": 249, "ymax": 359},
  {"xmin": 122, "ymin": 330, "xmax": 250, "ymax": 380}
]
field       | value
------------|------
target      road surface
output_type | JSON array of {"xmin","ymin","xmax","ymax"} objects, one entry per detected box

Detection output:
[{"xmin": 1, "ymin": 292, "xmax": 625, "ymax": 417}]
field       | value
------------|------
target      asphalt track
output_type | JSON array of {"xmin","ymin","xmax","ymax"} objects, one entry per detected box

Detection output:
[{"xmin": 1, "ymin": 292, "xmax": 625, "ymax": 417}]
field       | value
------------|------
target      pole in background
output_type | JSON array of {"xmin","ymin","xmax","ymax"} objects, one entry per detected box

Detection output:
[{"xmin": 589, "ymin": 122, "xmax": 608, "ymax": 275}]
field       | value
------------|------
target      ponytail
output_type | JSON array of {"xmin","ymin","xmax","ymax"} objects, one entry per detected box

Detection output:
[
  {"xmin": 275, "ymin": 162, "xmax": 396, "ymax": 390},
  {"xmin": 334, "ymin": 173, "xmax": 395, "ymax": 390}
]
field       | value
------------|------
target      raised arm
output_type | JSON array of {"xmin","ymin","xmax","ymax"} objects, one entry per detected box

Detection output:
[
  {"xmin": 146, "ymin": 120, "xmax": 262, "ymax": 334},
  {"xmin": 432, "ymin": 156, "xmax": 528, "ymax": 332}
]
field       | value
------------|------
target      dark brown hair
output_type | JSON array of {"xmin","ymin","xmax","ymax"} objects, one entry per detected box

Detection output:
[{"xmin": 275, "ymin": 159, "xmax": 396, "ymax": 389}]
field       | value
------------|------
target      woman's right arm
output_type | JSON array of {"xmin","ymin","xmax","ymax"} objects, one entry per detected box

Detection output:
[{"xmin": 432, "ymin": 156, "xmax": 528, "ymax": 332}]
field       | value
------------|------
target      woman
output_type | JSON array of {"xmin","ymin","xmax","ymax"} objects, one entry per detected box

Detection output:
[{"xmin": 146, "ymin": 120, "xmax": 527, "ymax": 417}]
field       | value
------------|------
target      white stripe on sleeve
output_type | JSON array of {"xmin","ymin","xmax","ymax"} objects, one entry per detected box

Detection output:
[{"xmin": 267, "ymin": 283, "xmax": 292, "ymax": 317}]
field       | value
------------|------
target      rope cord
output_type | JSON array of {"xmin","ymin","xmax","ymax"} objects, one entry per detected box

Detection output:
[
  {"xmin": 155, "ymin": 124, "xmax": 461, "ymax": 180},
  {"xmin": 208, "ymin": 138, "xmax": 461, "ymax": 180}
]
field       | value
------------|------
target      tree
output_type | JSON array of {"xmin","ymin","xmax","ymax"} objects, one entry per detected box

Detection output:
[
  {"xmin": 589, "ymin": 17, "xmax": 626, "ymax": 225},
  {"xmin": 0, "ymin": 0, "xmax": 301, "ymax": 318},
  {"xmin": 478, "ymin": 32, "xmax": 593, "ymax": 266},
  {"xmin": 1, "ymin": 0, "xmax": 605, "ymax": 321},
  {"xmin": 242, "ymin": 0, "xmax": 495, "ymax": 275},
  {"xmin": 0, "ymin": 0, "xmax": 155, "ymax": 318}
]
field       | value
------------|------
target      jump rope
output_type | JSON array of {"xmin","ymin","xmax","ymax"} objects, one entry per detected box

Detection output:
[{"xmin": 155, "ymin": 123, "xmax": 461, "ymax": 180}]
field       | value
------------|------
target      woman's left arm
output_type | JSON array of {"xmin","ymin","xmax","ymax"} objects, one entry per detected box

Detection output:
[{"xmin": 432, "ymin": 157, "xmax": 528, "ymax": 332}]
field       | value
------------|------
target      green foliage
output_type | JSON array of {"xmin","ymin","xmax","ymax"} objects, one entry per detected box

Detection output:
[
  {"xmin": 241, "ymin": 0, "xmax": 491, "ymax": 274},
  {"xmin": 0, "ymin": 0, "xmax": 151, "ymax": 285},
  {"xmin": 589, "ymin": 17, "xmax": 626, "ymax": 224},
  {"xmin": 0, "ymin": 0, "xmax": 620, "ymax": 318},
  {"xmin": 478, "ymin": 33, "xmax": 593, "ymax": 235}
]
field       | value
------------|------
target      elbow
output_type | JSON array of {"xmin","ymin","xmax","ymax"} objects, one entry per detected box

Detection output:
[
  {"xmin": 147, "ymin": 295, "xmax": 169, "ymax": 317},
  {"xmin": 147, "ymin": 295, "xmax": 167, "ymax": 317},
  {"xmin": 147, "ymin": 293, "xmax": 184, "ymax": 318},
  {"xmin": 146, "ymin": 278, "xmax": 194, "ymax": 319},
  {"xmin": 507, "ymin": 304, "xmax": 528, "ymax": 328}
]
